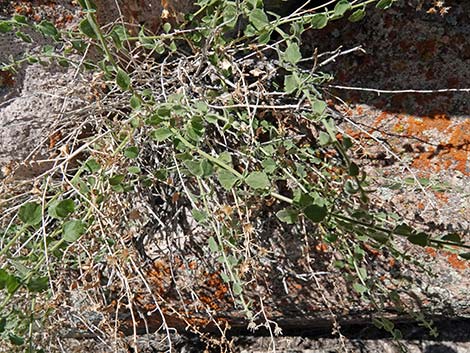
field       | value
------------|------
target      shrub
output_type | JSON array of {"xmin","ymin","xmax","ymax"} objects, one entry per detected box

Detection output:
[{"xmin": 0, "ymin": 0, "xmax": 468, "ymax": 351}]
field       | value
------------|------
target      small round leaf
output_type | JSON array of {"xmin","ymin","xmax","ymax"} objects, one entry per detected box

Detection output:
[
  {"xmin": 304, "ymin": 204, "xmax": 327, "ymax": 223},
  {"xmin": 19, "ymin": 202, "xmax": 42, "ymax": 226},
  {"xmin": 62, "ymin": 220, "xmax": 85, "ymax": 243}
]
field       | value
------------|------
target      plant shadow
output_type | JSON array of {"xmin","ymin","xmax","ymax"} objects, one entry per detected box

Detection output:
[{"xmin": 305, "ymin": 0, "xmax": 470, "ymax": 117}]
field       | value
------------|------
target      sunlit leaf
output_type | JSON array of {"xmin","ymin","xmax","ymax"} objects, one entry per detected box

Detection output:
[
  {"xmin": 79, "ymin": 18, "xmax": 97, "ymax": 39},
  {"xmin": 245, "ymin": 171, "xmax": 270, "ymax": 190},
  {"xmin": 62, "ymin": 220, "xmax": 85, "ymax": 243},
  {"xmin": 276, "ymin": 208, "xmax": 299, "ymax": 224},
  {"xmin": 217, "ymin": 169, "xmax": 239, "ymax": 190},
  {"xmin": 284, "ymin": 42, "xmax": 302, "ymax": 64},
  {"xmin": 48, "ymin": 199, "xmax": 75, "ymax": 219},
  {"xmin": 249, "ymin": 8, "xmax": 269, "ymax": 31},
  {"xmin": 124, "ymin": 146, "xmax": 139, "ymax": 159},
  {"xmin": 19, "ymin": 202, "xmax": 42, "ymax": 226},
  {"xmin": 376, "ymin": 0, "xmax": 394, "ymax": 9},
  {"xmin": 352, "ymin": 282, "xmax": 368, "ymax": 294},
  {"xmin": 334, "ymin": 0, "xmax": 351, "ymax": 17},
  {"xmin": 311, "ymin": 13, "xmax": 329, "ymax": 29},
  {"xmin": 349, "ymin": 9, "xmax": 366, "ymax": 22},
  {"xmin": 116, "ymin": 68, "xmax": 130, "ymax": 90},
  {"xmin": 151, "ymin": 127, "xmax": 173, "ymax": 142},
  {"xmin": 208, "ymin": 236, "xmax": 219, "ymax": 252}
]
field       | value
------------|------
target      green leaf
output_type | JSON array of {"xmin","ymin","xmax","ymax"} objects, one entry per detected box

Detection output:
[
  {"xmin": 349, "ymin": 162, "xmax": 359, "ymax": 177},
  {"xmin": 352, "ymin": 282, "xmax": 368, "ymax": 294},
  {"xmin": 217, "ymin": 169, "xmax": 239, "ymax": 190},
  {"xmin": 334, "ymin": 0, "xmax": 351, "ymax": 17},
  {"xmin": 257, "ymin": 30, "xmax": 272, "ymax": 44},
  {"xmin": 0, "ymin": 269, "xmax": 8, "ymax": 289},
  {"xmin": 310, "ymin": 13, "xmax": 329, "ymax": 29},
  {"xmin": 442, "ymin": 233, "xmax": 462, "ymax": 244},
  {"xmin": 284, "ymin": 74, "xmax": 299, "ymax": 94},
  {"xmin": 249, "ymin": 8, "xmax": 269, "ymax": 31},
  {"xmin": 220, "ymin": 272, "xmax": 230, "ymax": 283},
  {"xmin": 261, "ymin": 158, "xmax": 277, "ymax": 174},
  {"xmin": 459, "ymin": 252, "xmax": 470, "ymax": 260},
  {"xmin": 127, "ymin": 166, "xmax": 141, "ymax": 174},
  {"xmin": 276, "ymin": 208, "xmax": 299, "ymax": 224},
  {"xmin": 15, "ymin": 31, "xmax": 32, "ymax": 43},
  {"xmin": 407, "ymin": 232, "xmax": 429, "ymax": 247},
  {"xmin": 344, "ymin": 179, "xmax": 359, "ymax": 194},
  {"xmin": 343, "ymin": 136, "xmax": 353, "ymax": 150},
  {"xmin": 116, "ymin": 68, "xmax": 131, "ymax": 90},
  {"xmin": 109, "ymin": 174, "xmax": 125, "ymax": 186},
  {"xmin": 245, "ymin": 171, "xmax": 270, "ymax": 190},
  {"xmin": 13, "ymin": 15, "xmax": 27, "ymax": 24},
  {"xmin": 373, "ymin": 317, "xmax": 384, "ymax": 329},
  {"xmin": 8, "ymin": 334, "xmax": 24, "ymax": 346},
  {"xmin": 293, "ymin": 191, "xmax": 313, "ymax": 208},
  {"xmin": 370, "ymin": 232, "xmax": 389, "ymax": 244},
  {"xmin": 394, "ymin": 223, "xmax": 413, "ymax": 236},
  {"xmin": 232, "ymin": 282, "xmax": 243, "ymax": 295},
  {"xmin": 6, "ymin": 275, "xmax": 20, "ymax": 294},
  {"xmin": 348, "ymin": 9, "xmax": 366, "ymax": 22},
  {"xmin": 223, "ymin": 2, "xmax": 239, "ymax": 28},
  {"xmin": 62, "ymin": 220, "xmax": 85, "ymax": 243},
  {"xmin": 0, "ymin": 21, "xmax": 13, "ymax": 33},
  {"xmin": 27, "ymin": 276, "xmax": 49, "ymax": 292},
  {"xmin": 151, "ymin": 128, "xmax": 173, "ymax": 142},
  {"xmin": 79, "ymin": 18, "xmax": 97, "ymax": 39},
  {"xmin": 184, "ymin": 160, "xmax": 204, "ymax": 177},
  {"xmin": 284, "ymin": 42, "xmax": 302, "ymax": 64},
  {"xmin": 318, "ymin": 131, "xmax": 331, "ymax": 146},
  {"xmin": 77, "ymin": 0, "xmax": 97, "ymax": 10},
  {"xmin": 163, "ymin": 22, "xmax": 171, "ymax": 33},
  {"xmin": 124, "ymin": 146, "xmax": 139, "ymax": 159},
  {"xmin": 37, "ymin": 20, "xmax": 60, "ymax": 40},
  {"xmin": 312, "ymin": 99, "xmax": 327, "ymax": 115},
  {"xmin": 218, "ymin": 151, "xmax": 232, "ymax": 165},
  {"xmin": 19, "ymin": 202, "xmax": 42, "ymax": 226},
  {"xmin": 200, "ymin": 159, "xmax": 214, "ymax": 177},
  {"xmin": 156, "ymin": 106, "xmax": 172, "ymax": 118},
  {"xmin": 376, "ymin": 0, "xmax": 394, "ymax": 9},
  {"xmin": 48, "ymin": 199, "xmax": 75, "ymax": 219},
  {"xmin": 208, "ymin": 236, "xmax": 219, "ymax": 252},
  {"xmin": 381, "ymin": 318, "xmax": 395, "ymax": 331},
  {"xmin": 192, "ymin": 209, "xmax": 208, "ymax": 223},
  {"xmin": 0, "ymin": 317, "xmax": 5, "ymax": 332},
  {"xmin": 304, "ymin": 204, "xmax": 327, "ymax": 223},
  {"xmin": 84, "ymin": 158, "xmax": 101, "ymax": 173},
  {"xmin": 130, "ymin": 94, "xmax": 141, "ymax": 110}
]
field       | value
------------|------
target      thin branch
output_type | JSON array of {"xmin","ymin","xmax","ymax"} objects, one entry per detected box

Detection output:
[{"xmin": 327, "ymin": 84, "xmax": 470, "ymax": 94}]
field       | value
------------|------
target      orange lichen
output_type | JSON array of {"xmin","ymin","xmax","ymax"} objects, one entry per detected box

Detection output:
[
  {"xmin": 406, "ymin": 114, "xmax": 451, "ymax": 136},
  {"xmin": 411, "ymin": 150, "xmax": 433, "ymax": 170},
  {"xmin": 434, "ymin": 191, "xmax": 449, "ymax": 203},
  {"xmin": 425, "ymin": 247, "xmax": 437, "ymax": 257},
  {"xmin": 446, "ymin": 253, "xmax": 468, "ymax": 271},
  {"xmin": 399, "ymin": 114, "xmax": 470, "ymax": 175},
  {"xmin": 373, "ymin": 111, "xmax": 391, "ymax": 128}
]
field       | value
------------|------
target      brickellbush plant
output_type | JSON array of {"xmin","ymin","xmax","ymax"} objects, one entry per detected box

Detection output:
[{"xmin": 0, "ymin": 0, "xmax": 468, "ymax": 351}]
